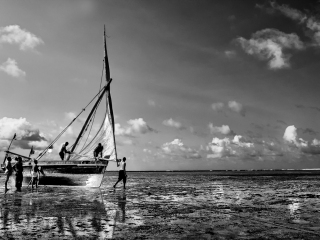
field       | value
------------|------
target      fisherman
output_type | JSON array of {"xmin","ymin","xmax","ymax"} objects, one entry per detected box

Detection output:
[
  {"xmin": 93, "ymin": 143, "xmax": 104, "ymax": 161},
  {"xmin": 113, "ymin": 157, "xmax": 127, "ymax": 189},
  {"xmin": 31, "ymin": 159, "xmax": 41, "ymax": 189},
  {"xmin": 4, "ymin": 156, "xmax": 13, "ymax": 193},
  {"xmin": 59, "ymin": 142, "xmax": 71, "ymax": 161},
  {"xmin": 13, "ymin": 157, "xmax": 23, "ymax": 192}
]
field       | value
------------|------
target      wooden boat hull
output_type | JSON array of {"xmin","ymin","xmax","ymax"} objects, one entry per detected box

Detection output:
[{"xmin": 21, "ymin": 161, "xmax": 108, "ymax": 187}]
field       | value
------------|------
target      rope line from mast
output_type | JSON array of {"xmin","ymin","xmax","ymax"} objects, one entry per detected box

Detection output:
[
  {"xmin": 78, "ymin": 59, "xmax": 105, "ymax": 153},
  {"xmin": 36, "ymin": 85, "xmax": 107, "ymax": 160},
  {"xmin": 71, "ymin": 93, "xmax": 104, "ymax": 155}
]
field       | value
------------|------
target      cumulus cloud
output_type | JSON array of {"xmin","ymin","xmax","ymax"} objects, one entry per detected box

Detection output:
[
  {"xmin": 228, "ymin": 101, "xmax": 245, "ymax": 116},
  {"xmin": 206, "ymin": 135, "xmax": 255, "ymax": 159},
  {"xmin": 28, "ymin": 140, "xmax": 51, "ymax": 150},
  {"xmin": 127, "ymin": 118, "xmax": 156, "ymax": 134},
  {"xmin": 283, "ymin": 125, "xmax": 320, "ymax": 155},
  {"xmin": 162, "ymin": 118, "xmax": 185, "ymax": 130},
  {"xmin": 237, "ymin": 28, "xmax": 304, "ymax": 69},
  {"xmin": 208, "ymin": 124, "xmax": 231, "ymax": 135},
  {"xmin": 267, "ymin": 3, "xmax": 320, "ymax": 47},
  {"xmin": 312, "ymin": 139, "xmax": 320, "ymax": 146},
  {"xmin": 0, "ymin": 139, "xmax": 9, "ymax": 151},
  {"xmin": 115, "ymin": 118, "xmax": 156, "ymax": 136},
  {"xmin": 207, "ymin": 137, "xmax": 232, "ymax": 159},
  {"xmin": 283, "ymin": 125, "xmax": 300, "ymax": 146},
  {"xmin": 211, "ymin": 101, "xmax": 245, "ymax": 116},
  {"xmin": 0, "ymin": 58, "xmax": 26, "ymax": 78},
  {"xmin": 269, "ymin": 2, "xmax": 306, "ymax": 22},
  {"xmin": 0, "ymin": 25, "xmax": 43, "ymax": 51},
  {"xmin": 115, "ymin": 123, "xmax": 129, "ymax": 136},
  {"xmin": 161, "ymin": 139, "xmax": 201, "ymax": 159},
  {"xmin": 211, "ymin": 102, "xmax": 224, "ymax": 111},
  {"xmin": 0, "ymin": 117, "xmax": 50, "ymax": 150},
  {"xmin": 225, "ymin": 50, "xmax": 236, "ymax": 58},
  {"xmin": 119, "ymin": 139, "xmax": 134, "ymax": 145},
  {"xmin": 233, "ymin": 135, "xmax": 254, "ymax": 148},
  {"xmin": 205, "ymin": 125, "xmax": 320, "ymax": 160},
  {"xmin": 143, "ymin": 148, "xmax": 152, "ymax": 154}
]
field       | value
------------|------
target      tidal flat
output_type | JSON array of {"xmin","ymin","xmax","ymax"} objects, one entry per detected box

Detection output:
[{"xmin": 1, "ymin": 171, "xmax": 320, "ymax": 239}]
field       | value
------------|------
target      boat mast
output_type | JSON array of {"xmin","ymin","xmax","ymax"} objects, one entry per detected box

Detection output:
[
  {"xmin": 104, "ymin": 25, "xmax": 118, "ymax": 163},
  {"xmin": 68, "ymin": 26, "xmax": 118, "ymax": 161}
]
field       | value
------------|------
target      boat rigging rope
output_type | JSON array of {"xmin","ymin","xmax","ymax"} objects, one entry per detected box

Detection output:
[
  {"xmin": 69, "ymin": 90, "xmax": 104, "ymax": 156},
  {"xmin": 78, "ymin": 60, "xmax": 105, "ymax": 153},
  {"xmin": 79, "ymin": 110, "xmax": 107, "ymax": 155},
  {"xmin": 36, "ymin": 85, "xmax": 107, "ymax": 160}
]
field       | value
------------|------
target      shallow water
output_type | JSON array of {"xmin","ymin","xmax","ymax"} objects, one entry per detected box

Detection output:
[{"xmin": 1, "ymin": 171, "xmax": 320, "ymax": 239}]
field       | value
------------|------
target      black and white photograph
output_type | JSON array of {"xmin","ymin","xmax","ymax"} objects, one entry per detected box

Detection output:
[{"xmin": 1, "ymin": 0, "xmax": 320, "ymax": 239}]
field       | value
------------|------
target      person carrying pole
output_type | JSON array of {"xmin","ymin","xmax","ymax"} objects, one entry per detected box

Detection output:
[{"xmin": 113, "ymin": 157, "xmax": 127, "ymax": 189}]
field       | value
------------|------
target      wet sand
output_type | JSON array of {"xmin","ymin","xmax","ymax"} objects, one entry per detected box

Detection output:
[{"xmin": 1, "ymin": 171, "xmax": 320, "ymax": 239}]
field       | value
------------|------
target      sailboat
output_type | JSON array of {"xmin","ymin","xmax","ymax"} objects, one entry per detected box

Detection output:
[{"xmin": 2, "ymin": 27, "xmax": 118, "ymax": 188}]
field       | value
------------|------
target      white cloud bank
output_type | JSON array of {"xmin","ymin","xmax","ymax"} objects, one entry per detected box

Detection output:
[
  {"xmin": 206, "ymin": 135, "xmax": 254, "ymax": 159},
  {"xmin": 208, "ymin": 124, "xmax": 231, "ymax": 135},
  {"xmin": 162, "ymin": 118, "xmax": 185, "ymax": 130},
  {"xmin": 115, "ymin": 118, "xmax": 156, "ymax": 136},
  {"xmin": 0, "ymin": 25, "xmax": 43, "ymax": 51},
  {"xmin": 211, "ymin": 101, "xmax": 245, "ymax": 116},
  {"xmin": 0, "ymin": 58, "xmax": 26, "ymax": 78},
  {"xmin": 269, "ymin": 3, "xmax": 320, "ymax": 47},
  {"xmin": 283, "ymin": 125, "xmax": 320, "ymax": 155},
  {"xmin": 0, "ymin": 117, "xmax": 50, "ymax": 150},
  {"xmin": 237, "ymin": 28, "xmax": 304, "ymax": 69},
  {"xmin": 161, "ymin": 139, "xmax": 201, "ymax": 159},
  {"xmin": 211, "ymin": 102, "xmax": 224, "ymax": 111}
]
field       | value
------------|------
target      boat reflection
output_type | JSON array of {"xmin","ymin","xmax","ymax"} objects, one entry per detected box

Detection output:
[{"xmin": 0, "ymin": 188, "xmax": 116, "ymax": 239}]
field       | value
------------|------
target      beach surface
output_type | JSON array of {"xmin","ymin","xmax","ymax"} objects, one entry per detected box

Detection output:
[{"xmin": 1, "ymin": 171, "xmax": 320, "ymax": 239}]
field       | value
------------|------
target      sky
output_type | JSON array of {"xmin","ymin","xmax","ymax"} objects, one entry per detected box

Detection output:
[{"xmin": 0, "ymin": 0, "xmax": 320, "ymax": 170}]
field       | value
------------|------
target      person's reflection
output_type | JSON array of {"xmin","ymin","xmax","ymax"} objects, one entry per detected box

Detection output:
[
  {"xmin": 57, "ymin": 215, "xmax": 64, "ymax": 234},
  {"xmin": 13, "ymin": 195, "xmax": 22, "ymax": 223},
  {"xmin": 92, "ymin": 215, "xmax": 102, "ymax": 233},
  {"xmin": 91, "ymin": 200, "xmax": 102, "ymax": 233},
  {"xmin": 117, "ymin": 192, "xmax": 126, "ymax": 222},
  {"xmin": 1, "ymin": 195, "xmax": 9, "ymax": 230},
  {"xmin": 66, "ymin": 216, "xmax": 77, "ymax": 238}
]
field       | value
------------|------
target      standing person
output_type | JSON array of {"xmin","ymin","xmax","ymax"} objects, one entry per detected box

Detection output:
[
  {"xmin": 4, "ymin": 157, "xmax": 13, "ymax": 193},
  {"xmin": 59, "ymin": 142, "xmax": 70, "ymax": 161},
  {"xmin": 13, "ymin": 157, "xmax": 23, "ymax": 192},
  {"xmin": 113, "ymin": 157, "xmax": 127, "ymax": 189},
  {"xmin": 31, "ymin": 159, "xmax": 41, "ymax": 189},
  {"xmin": 93, "ymin": 143, "xmax": 104, "ymax": 161}
]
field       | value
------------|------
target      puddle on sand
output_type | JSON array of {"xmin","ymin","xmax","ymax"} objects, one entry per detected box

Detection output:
[{"xmin": 0, "ymin": 187, "xmax": 120, "ymax": 239}]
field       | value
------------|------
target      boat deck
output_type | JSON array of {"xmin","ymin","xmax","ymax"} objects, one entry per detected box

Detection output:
[{"xmin": 23, "ymin": 160, "xmax": 108, "ymax": 168}]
